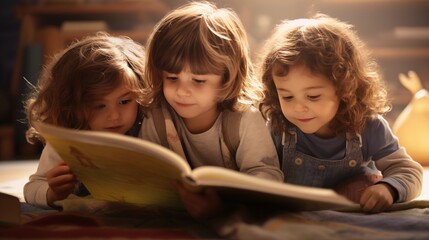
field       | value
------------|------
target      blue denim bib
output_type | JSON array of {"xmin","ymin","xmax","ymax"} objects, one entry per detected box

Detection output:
[{"xmin": 281, "ymin": 127, "xmax": 374, "ymax": 188}]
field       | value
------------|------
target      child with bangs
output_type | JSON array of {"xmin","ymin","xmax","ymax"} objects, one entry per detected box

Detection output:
[
  {"xmin": 141, "ymin": 1, "xmax": 283, "ymax": 219},
  {"xmin": 24, "ymin": 33, "xmax": 146, "ymax": 209},
  {"xmin": 258, "ymin": 14, "xmax": 423, "ymax": 213}
]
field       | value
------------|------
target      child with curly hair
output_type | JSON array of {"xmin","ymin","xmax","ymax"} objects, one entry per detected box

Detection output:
[{"xmin": 258, "ymin": 14, "xmax": 423, "ymax": 213}]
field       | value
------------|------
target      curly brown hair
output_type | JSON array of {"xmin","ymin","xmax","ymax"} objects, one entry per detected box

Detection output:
[
  {"xmin": 25, "ymin": 32, "xmax": 147, "ymax": 143},
  {"xmin": 144, "ymin": 1, "xmax": 262, "ymax": 112},
  {"xmin": 258, "ymin": 14, "xmax": 391, "ymax": 135}
]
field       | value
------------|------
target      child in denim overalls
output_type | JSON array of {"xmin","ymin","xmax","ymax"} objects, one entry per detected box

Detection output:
[{"xmin": 258, "ymin": 14, "xmax": 423, "ymax": 213}]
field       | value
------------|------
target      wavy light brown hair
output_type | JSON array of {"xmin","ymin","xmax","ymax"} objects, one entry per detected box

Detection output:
[
  {"xmin": 259, "ymin": 14, "xmax": 391, "ymax": 135},
  {"xmin": 144, "ymin": 1, "xmax": 262, "ymax": 111},
  {"xmin": 25, "ymin": 32, "xmax": 147, "ymax": 143}
]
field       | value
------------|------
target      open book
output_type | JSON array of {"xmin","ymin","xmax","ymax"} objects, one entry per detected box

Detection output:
[{"xmin": 34, "ymin": 122, "xmax": 356, "ymax": 211}]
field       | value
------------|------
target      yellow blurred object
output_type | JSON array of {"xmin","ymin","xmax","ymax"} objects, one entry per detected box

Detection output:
[{"xmin": 393, "ymin": 71, "xmax": 429, "ymax": 166}]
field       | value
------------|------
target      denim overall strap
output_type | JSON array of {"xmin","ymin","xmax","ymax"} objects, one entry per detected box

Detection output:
[
  {"xmin": 282, "ymin": 128, "xmax": 365, "ymax": 188},
  {"xmin": 281, "ymin": 127, "xmax": 298, "ymax": 174}
]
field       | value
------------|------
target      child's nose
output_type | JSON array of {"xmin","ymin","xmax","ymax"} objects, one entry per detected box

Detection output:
[
  {"xmin": 294, "ymin": 102, "xmax": 309, "ymax": 112},
  {"xmin": 107, "ymin": 108, "xmax": 120, "ymax": 120},
  {"xmin": 176, "ymin": 82, "xmax": 191, "ymax": 97}
]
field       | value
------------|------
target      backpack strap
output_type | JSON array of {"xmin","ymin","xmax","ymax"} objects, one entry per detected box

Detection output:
[
  {"xmin": 221, "ymin": 110, "xmax": 242, "ymax": 170},
  {"xmin": 151, "ymin": 107, "xmax": 169, "ymax": 148},
  {"xmin": 151, "ymin": 104, "xmax": 187, "ymax": 160},
  {"xmin": 152, "ymin": 105, "xmax": 242, "ymax": 170}
]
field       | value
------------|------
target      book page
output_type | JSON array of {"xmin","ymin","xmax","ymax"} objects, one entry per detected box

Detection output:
[
  {"xmin": 35, "ymin": 122, "xmax": 191, "ymax": 208},
  {"xmin": 191, "ymin": 166, "xmax": 356, "ymax": 210}
]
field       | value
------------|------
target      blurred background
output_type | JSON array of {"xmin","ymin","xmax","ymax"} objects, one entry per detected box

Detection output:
[{"xmin": 1, "ymin": 0, "xmax": 428, "ymax": 160}]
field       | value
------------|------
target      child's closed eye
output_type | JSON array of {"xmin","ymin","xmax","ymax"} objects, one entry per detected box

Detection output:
[
  {"xmin": 93, "ymin": 103, "xmax": 106, "ymax": 110},
  {"xmin": 193, "ymin": 78, "xmax": 206, "ymax": 84},
  {"xmin": 282, "ymin": 96, "xmax": 294, "ymax": 101},
  {"xmin": 307, "ymin": 95, "xmax": 321, "ymax": 101},
  {"xmin": 166, "ymin": 76, "xmax": 178, "ymax": 81},
  {"xmin": 119, "ymin": 99, "xmax": 133, "ymax": 105}
]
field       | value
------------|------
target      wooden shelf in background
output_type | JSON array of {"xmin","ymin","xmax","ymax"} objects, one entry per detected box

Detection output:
[
  {"xmin": 15, "ymin": 2, "xmax": 168, "ymax": 17},
  {"xmin": 61, "ymin": 29, "xmax": 152, "ymax": 44},
  {"xmin": 9, "ymin": 1, "xmax": 169, "ymax": 159},
  {"xmin": 373, "ymin": 47, "xmax": 429, "ymax": 59}
]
